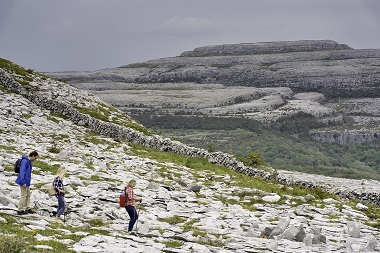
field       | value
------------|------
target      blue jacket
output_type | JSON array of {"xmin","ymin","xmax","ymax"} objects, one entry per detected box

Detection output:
[{"xmin": 15, "ymin": 155, "xmax": 32, "ymax": 187}]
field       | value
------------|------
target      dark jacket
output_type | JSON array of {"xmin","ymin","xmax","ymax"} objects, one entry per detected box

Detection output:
[{"xmin": 15, "ymin": 155, "xmax": 32, "ymax": 187}]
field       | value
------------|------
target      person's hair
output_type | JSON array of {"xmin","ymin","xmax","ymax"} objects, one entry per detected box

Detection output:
[
  {"xmin": 56, "ymin": 166, "xmax": 67, "ymax": 178},
  {"xmin": 127, "ymin": 179, "xmax": 136, "ymax": 188},
  {"xmin": 29, "ymin": 151, "xmax": 39, "ymax": 157}
]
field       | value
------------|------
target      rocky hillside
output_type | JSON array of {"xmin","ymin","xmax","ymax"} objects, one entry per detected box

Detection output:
[{"xmin": 1, "ymin": 59, "xmax": 380, "ymax": 252}]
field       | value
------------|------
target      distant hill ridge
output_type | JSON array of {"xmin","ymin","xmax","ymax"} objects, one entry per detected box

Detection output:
[
  {"xmin": 51, "ymin": 39, "xmax": 380, "ymax": 90},
  {"xmin": 179, "ymin": 40, "xmax": 353, "ymax": 57}
]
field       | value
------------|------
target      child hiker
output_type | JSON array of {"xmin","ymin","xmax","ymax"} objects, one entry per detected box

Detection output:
[
  {"xmin": 124, "ymin": 179, "xmax": 142, "ymax": 233},
  {"xmin": 53, "ymin": 166, "xmax": 67, "ymax": 224}
]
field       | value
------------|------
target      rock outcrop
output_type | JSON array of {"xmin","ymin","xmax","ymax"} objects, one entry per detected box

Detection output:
[{"xmin": 309, "ymin": 130, "xmax": 380, "ymax": 144}]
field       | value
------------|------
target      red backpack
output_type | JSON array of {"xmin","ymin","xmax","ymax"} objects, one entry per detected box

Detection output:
[{"xmin": 119, "ymin": 189, "xmax": 127, "ymax": 207}]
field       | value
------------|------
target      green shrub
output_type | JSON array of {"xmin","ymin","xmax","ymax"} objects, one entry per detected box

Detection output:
[{"xmin": 238, "ymin": 150, "xmax": 266, "ymax": 167}]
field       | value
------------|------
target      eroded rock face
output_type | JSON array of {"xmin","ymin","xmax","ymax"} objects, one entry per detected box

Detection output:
[{"xmin": 309, "ymin": 130, "xmax": 380, "ymax": 144}]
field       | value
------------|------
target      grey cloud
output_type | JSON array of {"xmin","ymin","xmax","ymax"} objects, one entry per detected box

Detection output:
[{"xmin": 0, "ymin": 0, "xmax": 379, "ymax": 72}]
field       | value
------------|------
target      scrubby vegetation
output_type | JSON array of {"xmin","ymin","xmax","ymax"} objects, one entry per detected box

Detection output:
[{"xmin": 133, "ymin": 114, "xmax": 380, "ymax": 181}]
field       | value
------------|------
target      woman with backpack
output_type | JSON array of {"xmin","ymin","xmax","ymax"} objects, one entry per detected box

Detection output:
[
  {"xmin": 124, "ymin": 179, "xmax": 142, "ymax": 234},
  {"xmin": 53, "ymin": 166, "xmax": 67, "ymax": 224}
]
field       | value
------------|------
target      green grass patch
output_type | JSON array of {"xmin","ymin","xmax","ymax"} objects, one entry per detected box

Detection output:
[
  {"xmin": 23, "ymin": 113, "xmax": 33, "ymax": 119},
  {"xmin": 0, "ymin": 144, "xmax": 16, "ymax": 152},
  {"xmin": 47, "ymin": 146, "xmax": 61, "ymax": 154},
  {"xmin": 3, "ymin": 164, "xmax": 13, "ymax": 172},
  {"xmin": 197, "ymin": 237, "xmax": 225, "ymax": 247},
  {"xmin": 0, "ymin": 84, "xmax": 8, "ymax": 92},
  {"xmin": 87, "ymin": 218, "xmax": 105, "ymax": 227},
  {"xmin": 155, "ymin": 227, "xmax": 165, "ymax": 234},
  {"xmin": 0, "ymin": 212, "xmax": 111, "ymax": 252},
  {"xmin": 0, "ymin": 57, "xmax": 30, "ymax": 76},
  {"xmin": 362, "ymin": 203, "xmax": 380, "ymax": 229},
  {"xmin": 0, "ymin": 233, "xmax": 29, "ymax": 253},
  {"xmin": 0, "ymin": 214, "xmax": 74, "ymax": 253},
  {"xmin": 15, "ymin": 78, "xmax": 32, "ymax": 87},
  {"xmin": 50, "ymin": 113, "xmax": 70, "ymax": 121},
  {"xmin": 46, "ymin": 114, "xmax": 60, "ymax": 123},
  {"xmin": 183, "ymin": 219, "xmax": 207, "ymax": 237},
  {"xmin": 33, "ymin": 161, "xmax": 59, "ymax": 174},
  {"xmin": 85, "ymin": 162, "xmax": 96, "ymax": 171},
  {"xmin": 158, "ymin": 215, "xmax": 187, "ymax": 225},
  {"xmin": 161, "ymin": 239, "xmax": 184, "ymax": 248}
]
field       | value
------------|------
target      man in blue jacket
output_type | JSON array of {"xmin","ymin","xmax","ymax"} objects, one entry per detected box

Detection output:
[{"xmin": 15, "ymin": 150, "xmax": 39, "ymax": 215}]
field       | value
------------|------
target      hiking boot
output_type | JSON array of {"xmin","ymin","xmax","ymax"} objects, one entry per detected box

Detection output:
[
  {"xmin": 26, "ymin": 209, "xmax": 36, "ymax": 214},
  {"xmin": 53, "ymin": 217, "xmax": 63, "ymax": 224},
  {"xmin": 17, "ymin": 210, "xmax": 27, "ymax": 215}
]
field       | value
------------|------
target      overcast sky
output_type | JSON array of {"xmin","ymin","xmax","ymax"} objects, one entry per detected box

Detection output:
[{"xmin": 1, "ymin": 0, "xmax": 379, "ymax": 72}]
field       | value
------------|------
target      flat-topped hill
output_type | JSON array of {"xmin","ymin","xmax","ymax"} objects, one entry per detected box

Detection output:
[{"xmin": 179, "ymin": 40, "xmax": 352, "ymax": 57}]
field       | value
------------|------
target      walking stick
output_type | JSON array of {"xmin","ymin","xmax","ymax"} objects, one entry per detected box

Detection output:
[
  {"xmin": 63, "ymin": 201, "xmax": 67, "ymax": 224},
  {"xmin": 135, "ymin": 204, "xmax": 141, "ymax": 231}
]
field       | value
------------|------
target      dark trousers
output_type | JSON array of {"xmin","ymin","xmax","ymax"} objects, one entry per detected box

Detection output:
[
  {"xmin": 56, "ymin": 194, "xmax": 66, "ymax": 217},
  {"xmin": 125, "ymin": 205, "xmax": 138, "ymax": 232}
]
